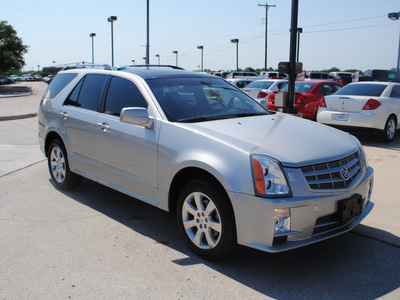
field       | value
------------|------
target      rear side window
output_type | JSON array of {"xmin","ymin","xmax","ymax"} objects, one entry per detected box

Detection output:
[
  {"xmin": 42, "ymin": 73, "xmax": 77, "ymax": 99},
  {"xmin": 104, "ymin": 77, "xmax": 148, "ymax": 116},
  {"xmin": 64, "ymin": 74, "xmax": 107, "ymax": 111},
  {"xmin": 320, "ymin": 84, "xmax": 335, "ymax": 95},
  {"xmin": 390, "ymin": 86, "xmax": 400, "ymax": 98}
]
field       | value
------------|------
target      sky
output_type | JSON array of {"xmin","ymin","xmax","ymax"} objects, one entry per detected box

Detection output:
[{"xmin": 2, "ymin": 0, "xmax": 400, "ymax": 72}]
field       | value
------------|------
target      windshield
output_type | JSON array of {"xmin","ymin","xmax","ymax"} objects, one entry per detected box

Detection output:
[
  {"xmin": 245, "ymin": 80, "xmax": 274, "ymax": 90},
  {"xmin": 146, "ymin": 77, "xmax": 269, "ymax": 122},
  {"xmin": 281, "ymin": 82, "xmax": 316, "ymax": 93},
  {"xmin": 334, "ymin": 83, "xmax": 387, "ymax": 97}
]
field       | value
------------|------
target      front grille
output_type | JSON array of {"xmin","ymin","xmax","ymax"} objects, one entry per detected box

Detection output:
[{"xmin": 301, "ymin": 152, "xmax": 361, "ymax": 190}]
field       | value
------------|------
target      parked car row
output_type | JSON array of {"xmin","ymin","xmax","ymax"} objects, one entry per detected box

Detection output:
[{"xmin": 224, "ymin": 69, "xmax": 400, "ymax": 142}]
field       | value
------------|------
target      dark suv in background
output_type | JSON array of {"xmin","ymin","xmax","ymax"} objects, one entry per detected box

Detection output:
[{"xmin": 360, "ymin": 69, "xmax": 400, "ymax": 83}]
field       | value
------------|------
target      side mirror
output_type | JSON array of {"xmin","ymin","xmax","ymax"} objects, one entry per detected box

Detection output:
[{"xmin": 120, "ymin": 107, "xmax": 154, "ymax": 129}]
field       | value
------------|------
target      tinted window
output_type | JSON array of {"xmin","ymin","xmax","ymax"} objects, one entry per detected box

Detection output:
[
  {"xmin": 390, "ymin": 86, "xmax": 400, "ymax": 98},
  {"xmin": 146, "ymin": 77, "xmax": 268, "ymax": 122},
  {"xmin": 334, "ymin": 84, "xmax": 343, "ymax": 91},
  {"xmin": 104, "ymin": 77, "xmax": 148, "ymax": 116},
  {"xmin": 334, "ymin": 83, "xmax": 387, "ymax": 97},
  {"xmin": 320, "ymin": 84, "xmax": 335, "ymax": 95},
  {"xmin": 78, "ymin": 74, "xmax": 107, "ymax": 111},
  {"xmin": 236, "ymin": 81, "xmax": 250, "ymax": 89},
  {"xmin": 64, "ymin": 78, "xmax": 84, "ymax": 107},
  {"xmin": 43, "ymin": 73, "xmax": 77, "ymax": 99}
]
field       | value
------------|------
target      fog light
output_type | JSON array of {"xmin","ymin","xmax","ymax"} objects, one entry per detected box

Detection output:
[{"xmin": 274, "ymin": 208, "xmax": 291, "ymax": 233}]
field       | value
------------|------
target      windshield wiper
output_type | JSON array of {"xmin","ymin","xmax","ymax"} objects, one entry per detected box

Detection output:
[
  {"xmin": 179, "ymin": 116, "xmax": 223, "ymax": 123},
  {"xmin": 178, "ymin": 112, "xmax": 268, "ymax": 123}
]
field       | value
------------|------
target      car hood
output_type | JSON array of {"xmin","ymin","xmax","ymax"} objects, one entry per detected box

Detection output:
[{"xmin": 180, "ymin": 113, "xmax": 358, "ymax": 167}]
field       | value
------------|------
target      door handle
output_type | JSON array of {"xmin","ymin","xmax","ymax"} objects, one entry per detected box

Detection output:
[
  {"xmin": 59, "ymin": 112, "xmax": 68, "ymax": 119},
  {"xmin": 97, "ymin": 122, "xmax": 110, "ymax": 131}
]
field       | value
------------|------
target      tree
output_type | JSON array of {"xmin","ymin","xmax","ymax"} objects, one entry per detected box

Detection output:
[{"xmin": 0, "ymin": 20, "xmax": 29, "ymax": 73}]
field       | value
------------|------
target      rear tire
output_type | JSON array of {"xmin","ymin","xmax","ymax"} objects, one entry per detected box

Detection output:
[
  {"xmin": 47, "ymin": 139, "xmax": 81, "ymax": 190},
  {"xmin": 381, "ymin": 116, "xmax": 396, "ymax": 143},
  {"xmin": 176, "ymin": 180, "xmax": 236, "ymax": 259}
]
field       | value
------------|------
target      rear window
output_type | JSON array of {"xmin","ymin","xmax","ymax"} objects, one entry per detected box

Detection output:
[
  {"xmin": 42, "ymin": 73, "xmax": 77, "ymax": 99},
  {"xmin": 245, "ymin": 81, "xmax": 274, "ymax": 89},
  {"xmin": 334, "ymin": 83, "xmax": 387, "ymax": 97},
  {"xmin": 281, "ymin": 82, "xmax": 316, "ymax": 93}
]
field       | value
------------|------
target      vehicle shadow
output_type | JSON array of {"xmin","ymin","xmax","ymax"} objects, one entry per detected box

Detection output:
[
  {"xmin": 59, "ymin": 179, "xmax": 400, "ymax": 300},
  {"xmin": 348, "ymin": 130, "xmax": 400, "ymax": 151}
]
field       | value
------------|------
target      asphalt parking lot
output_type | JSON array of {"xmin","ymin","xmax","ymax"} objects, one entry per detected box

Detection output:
[{"xmin": 0, "ymin": 82, "xmax": 399, "ymax": 299}]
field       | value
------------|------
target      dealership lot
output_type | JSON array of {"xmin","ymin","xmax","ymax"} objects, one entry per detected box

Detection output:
[{"xmin": 0, "ymin": 83, "xmax": 399, "ymax": 299}]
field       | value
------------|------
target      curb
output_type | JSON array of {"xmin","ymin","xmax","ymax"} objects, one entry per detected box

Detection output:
[
  {"xmin": 0, "ymin": 113, "xmax": 38, "ymax": 121},
  {"xmin": 0, "ymin": 92, "xmax": 32, "ymax": 98}
]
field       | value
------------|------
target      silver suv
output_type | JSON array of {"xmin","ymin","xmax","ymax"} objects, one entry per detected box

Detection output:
[{"xmin": 38, "ymin": 65, "xmax": 374, "ymax": 259}]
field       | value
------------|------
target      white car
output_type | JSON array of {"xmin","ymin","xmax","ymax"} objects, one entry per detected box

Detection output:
[
  {"xmin": 317, "ymin": 81, "xmax": 400, "ymax": 142},
  {"xmin": 242, "ymin": 79, "xmax": 288, "ymax": 107}
]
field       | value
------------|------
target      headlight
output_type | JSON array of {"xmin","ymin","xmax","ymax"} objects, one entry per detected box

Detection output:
[{"xmin": 251, "ymin": 155, "xmax": 291, "ymax": 197}]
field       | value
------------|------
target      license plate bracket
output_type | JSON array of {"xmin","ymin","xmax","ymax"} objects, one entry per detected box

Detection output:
[{"xmin": 338, "ymin": 195, "xmax": 363, "ymax": 223}]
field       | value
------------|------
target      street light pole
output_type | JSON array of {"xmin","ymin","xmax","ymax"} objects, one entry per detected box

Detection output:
[
  {"xmin": 155, "ymin": 54, "xmax": 160, "ymax": 65},
  {"xmin": 132, "ymin": 60, "xmax": 135, "ymax": 65},
  {"xmin": 108, "ymin": 16, "xmax": 117, "ymax": 67},
  {"xmin": 287, "ymin": 0, "xmax": 299, "ymax": 114},
  {"xmin": 230, "ymin": 39, "xmax": 239, "ymax": 71},
  {"xmin": 197, "ymin": 46, "xmax": 204, "ymax": 71},
  {"xmin": 89, "ymin": 33, "xmax": 96, "ymax": 64},
  {"xmin": 258, "ymin": 2, "xmax": 276, "ymax": 71},
  {"xmin": 388, "ymin": 12, "xmax": 400, "ymax": 72},
  {"xmin": 173, "ymin": 51, "xmax": 178, "ymax": 66}
]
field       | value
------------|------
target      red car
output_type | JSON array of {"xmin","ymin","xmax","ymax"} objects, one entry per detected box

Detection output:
[{"xmin": 267, "ymin": 81, "xmax": 343, "ymax": 120}]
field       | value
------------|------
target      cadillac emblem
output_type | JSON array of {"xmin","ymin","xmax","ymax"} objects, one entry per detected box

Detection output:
[{"xmin": 341, "ymin": 167, "xmax": 350, "ymax": 180}]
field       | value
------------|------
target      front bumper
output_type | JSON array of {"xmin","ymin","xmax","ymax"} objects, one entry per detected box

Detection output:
[{"xmin": 228, "ymin": 166, "xmax": 374, "ymax": 253}]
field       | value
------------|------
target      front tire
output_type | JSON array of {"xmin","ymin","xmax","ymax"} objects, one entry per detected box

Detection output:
[
  {"xmin": 177, "ymin": 180, "xmax": 236, "ymax": 259},
  {"xmin": 381, "ymin": 116, "xmax": 397, "ymax": 143},
  {"xmin": 47, "ymin": 139, "xmax": 81, "ymax": 190}
]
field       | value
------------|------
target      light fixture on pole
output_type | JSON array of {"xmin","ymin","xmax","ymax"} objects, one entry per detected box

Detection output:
[
  {"xmin": 155, "ymin": 54, "xmax": 160, "ymax": 65},
  {"xmin": 107, "ymin": 16, "xmax": 117, "ymax": 67},
  {"xmin": 258, "ymin": 2, "xmax": 276, "ymax": 70},
  {"xmin": 230, "ymin": 39, "xmax": 239, "ymax": 71},
  {"xmin": 388, "ymin": 12, "xmax": 400, "ymax": 72},
  {"xmin": 296, "ymin": 28, "xmax": 302, "ymax": 63},
  {"xmin": 89, "ymin": 33, "xmax": 96, "ymax": 64},
  {"xmin": 173, "ymin": 50, "xmax": 178, "ymax": 66},
  {"xmin": 143, "ymin": 57, "xmax": 147, "ymax": 64},
  {"xmin": 197, "ymin": 46, "xmax": 204, "ymax": 71},
  {"xmin": 132, "ymin": 60, "xmax": 135, "ymax": 65}
]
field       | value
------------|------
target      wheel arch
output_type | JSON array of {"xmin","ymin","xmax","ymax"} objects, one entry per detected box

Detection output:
[
  {"xmin": 168, "ymin": 167, "xmax": 235, "ymax": 218},
  {"xmin": 44, "ymin": 131, "xmax": 65, "ymax": 157}
]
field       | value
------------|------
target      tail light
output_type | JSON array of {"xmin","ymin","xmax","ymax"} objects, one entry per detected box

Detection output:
[
  {"xmin": 362, "ymin": 98, "xmax": 381, "ymax": 110},
  {"xmin": 319, "ymin": 97, "xmax": 326, "ymax": 108},
  {"xmin": 296, "ymin": 95, "xmax": 307, "ymax": 104},
  {"xmin": 268, "ymin": 93, "xmax": 275, "ymax": 104},
  {"xmin": 257, "ymin": 91, "xmax": 268, "ymax": 98},
  {"xmin": 39, "ymin": 97, "xmax": 44, "ymax": 106}
]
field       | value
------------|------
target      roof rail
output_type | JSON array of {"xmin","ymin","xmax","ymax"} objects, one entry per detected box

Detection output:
[
  {"xmin": 126, "ymin": 64, "xmax": 185, "ymax": 70},
  {"xmin": 62, "ymin": 64, "xmax": 114, "ymax": 71}
]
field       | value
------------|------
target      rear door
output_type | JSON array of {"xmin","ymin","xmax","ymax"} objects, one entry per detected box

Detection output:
[
  {"xmin": 96, "ymin": 76, "xmax": 159, "ymax": 204},
  {"xmin": 61, "ymin": 74, "xmax": 108, "ymax": 178}
]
